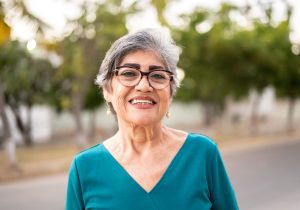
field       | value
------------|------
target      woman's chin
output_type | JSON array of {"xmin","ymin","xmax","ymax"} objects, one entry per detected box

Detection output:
[{"xmin": 126, "ymin": 115, "xmax": 162, "ymax": 127}]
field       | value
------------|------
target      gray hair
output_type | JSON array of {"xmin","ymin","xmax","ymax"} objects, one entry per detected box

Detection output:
[{"xmin": 95, "ymin": 28, "xmax": 180, "ymax": 96}]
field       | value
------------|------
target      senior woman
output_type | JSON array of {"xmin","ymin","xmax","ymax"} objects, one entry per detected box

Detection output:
[{"xmin": 66, "ymin": 29, "xmax": 238, "ymax": 210}]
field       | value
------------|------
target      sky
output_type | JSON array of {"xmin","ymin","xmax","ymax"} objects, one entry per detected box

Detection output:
[{"xmin": 9, "ymin": 0, "xmax": 300, "ymax": 43}]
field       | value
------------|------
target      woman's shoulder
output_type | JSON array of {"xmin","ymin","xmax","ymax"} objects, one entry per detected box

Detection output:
[
  {"xmin": 74, "ymin": 143, "xmax": 106, "ymax": 163},
  {"xmin": 186, "ymin": 132, "xmax": 217, "ymax": 150},
  {"xmin": 167, "ymin": 128, "xmax": 216, "ymax": 149}
]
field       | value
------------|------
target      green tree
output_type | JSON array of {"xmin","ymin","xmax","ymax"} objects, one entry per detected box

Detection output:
[
  {"xmin": 0, "ymin": 41, "xmax": 54, "ymax": 170},
  {"xmin": 0, "ymin": 0, "xmax": 49, "ymax": 35},
  {"xmin": 268, "ymin": 5, "xmax": 300, "ymax": 131},
  {"xmin": 0, "ymin": 41, "xmax": 54, "ymax": 146},
  {"xmin": 172, "ymin": 2, "xmax": 298, "ymax": 132},
  {"xmin": 150, "ymin": 0, "xmax": 169, "ymax": 26},
  {"xmin": 0, "ymin": 0, "xmax": 55, "ymax": 168},
  {"xmin": 235, "ymin": 2, "xmax": 300, "ymax": 132},
  {"xmin": 55, "ymin": 0, "xmax": 131, "ymax": 148},
  {"xmin": 173, "ymin": 4, "xmax": 241, "ymax": 126}
]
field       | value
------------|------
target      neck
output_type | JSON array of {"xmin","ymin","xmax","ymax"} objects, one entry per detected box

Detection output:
[{"xmin": 115, "ymin": 121, "xmax": 168, "ymax": 154}]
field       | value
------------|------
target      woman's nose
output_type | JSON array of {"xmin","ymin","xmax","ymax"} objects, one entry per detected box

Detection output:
[{"xmin": 135, "ymin": 75, "xmax": 153, "ymax": 92}]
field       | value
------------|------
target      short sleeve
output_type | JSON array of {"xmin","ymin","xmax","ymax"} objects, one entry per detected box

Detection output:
[
  {"xmin": 66, "ymin": 157, "xmax": 85, "ymax": 210},
  {"xmin": 208, "ymin": 145, "xmax": 239, "ymax": 210}
]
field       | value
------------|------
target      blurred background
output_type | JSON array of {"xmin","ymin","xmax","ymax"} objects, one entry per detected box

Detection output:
[{"xmin": 0, "ymin": 0, "xmax": 299, "ymax": 209}]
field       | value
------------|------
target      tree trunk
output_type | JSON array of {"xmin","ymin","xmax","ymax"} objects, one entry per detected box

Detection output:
[
  {"xmin": 72, "ymin": 101, "xmax": 87, "ymax": 149},
  {"xmin": 0, "ymin": 84, "xmax": 18, "ymax": 168},
  {"xmin": 88, "ymin": 110, "xmax": 97, "ymax": 143},
  {"xmin": 11, "ymin": 105, "xmax": 33, "ymax": 146},
  {"xmin": 23, "ymin": 105, "xmax": 33, "ymax": 146},
  {"xmin": 202, "ymin": 101, "xmax": 225, "ymax": 127},
  {"xmin": 203, "ymin": 102, "xmax": 215, "ymax": 127},
  {"xmin": 72, "ymin": 110, "xmax": 87, "ymax": 149},
  {"xmin": 250, "ymin": 92, "xmax": 261, "ymax": 134},
  {"xmin": 4, "ymin": 138, "xmax": 18, "ymax": 168},
  {"xmin": 71, "ymin": 75, "xmax": 91, "ymax": 149},
  {"xmin": 286, "ymin": 97, "xmax": 296, "ymax": 132}
]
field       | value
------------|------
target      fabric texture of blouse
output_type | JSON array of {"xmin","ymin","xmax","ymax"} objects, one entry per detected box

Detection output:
[{"xmin": 66, "ymin": 133, "xmax": 239, "ymax": 210}]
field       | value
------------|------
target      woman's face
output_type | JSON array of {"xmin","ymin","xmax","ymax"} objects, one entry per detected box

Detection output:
[{"xmin": 104, "ymin": 50, "xmax": 172, "ymax": 126}]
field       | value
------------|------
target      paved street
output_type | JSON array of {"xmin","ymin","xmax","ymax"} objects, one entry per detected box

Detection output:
[
  {"xmin": 0, "ymin": 138, "xmax": 299, "ymax": 210},
  {"xmin": 0, "ymin": 173, "xmax": 67, "ymax": 210},
  {"xmin": 223, "ymin": 138, "xmax": 300, "ymax": 210}
]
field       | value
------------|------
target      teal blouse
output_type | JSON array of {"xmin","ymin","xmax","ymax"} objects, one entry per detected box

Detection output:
[{"xmin": 66, "ymin": 133, "xmax": 239, "ymax": 210}]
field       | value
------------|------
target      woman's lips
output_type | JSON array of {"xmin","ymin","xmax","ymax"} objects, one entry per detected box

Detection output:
[
  {"xmin": 130, "ymin": 99, "xmax": 154, "ymax": 105},
  {"xmin": 128, "ymin": 96, "xmax": 156, "ymax": 109}
]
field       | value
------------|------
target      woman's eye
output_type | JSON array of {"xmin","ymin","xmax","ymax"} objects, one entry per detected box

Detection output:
[
  {"xmin": 151, "ymin": 72, "xmax": 167, "ymax": 80},
  {"xmin": 120, "ymin": 70, "xmax": 138, "ymax": 77}
]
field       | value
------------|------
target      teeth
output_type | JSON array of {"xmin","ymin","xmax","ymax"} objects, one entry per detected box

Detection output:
[{"xmin": 131, "ymin": 99, "xmax": 154, "ymax": 104}]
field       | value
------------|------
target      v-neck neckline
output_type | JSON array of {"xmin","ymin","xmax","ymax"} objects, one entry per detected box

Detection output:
[{"xmin": 100, "ymin": 133, "xmax": 190, "ymax": 195}]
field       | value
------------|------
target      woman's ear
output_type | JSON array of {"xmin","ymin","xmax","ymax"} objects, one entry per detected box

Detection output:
[
  {"xmin": 103, "ymin": 88, "xmax": 111, "ymax": 102},
  {"xmin": 168, "ymin": 97, "xmax": 173, "ymax": 106}
]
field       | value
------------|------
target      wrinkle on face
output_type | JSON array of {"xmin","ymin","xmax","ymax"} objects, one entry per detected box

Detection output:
[{"xmin": 105, "ymin": 50, "xmax": 173, "ymax": 145}]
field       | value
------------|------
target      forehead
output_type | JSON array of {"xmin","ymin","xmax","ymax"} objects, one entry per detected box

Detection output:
[{"xmin": 119, "ymin": 50, "xmax": 166, "ymax": 67}]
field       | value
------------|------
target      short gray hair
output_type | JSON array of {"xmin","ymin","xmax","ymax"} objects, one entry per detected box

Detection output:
[{"xmin": 95, "ymin": 28, "xmax": 180, "ymax": 96}]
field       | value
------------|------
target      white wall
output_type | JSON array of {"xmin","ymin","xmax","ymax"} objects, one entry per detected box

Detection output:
[
  {"xmin": 1, "ymin": 105, "xmax": 52, "ymax": 144},
  {"xmin": 1, "ymin": 87, "xmax": 299, "ymax": 144}
]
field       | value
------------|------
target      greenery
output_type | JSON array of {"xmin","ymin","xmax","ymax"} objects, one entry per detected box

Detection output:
[
  {"xmin": 172, "ymin": 2, "xmax": 300, "ymax": 127},
  {"xmin": 0, "ymin": 41, "xmax": 55, "ymax": 145},
  {"xmin": 0, "ymin": 0, "xmax": 299, "ymax": 167},
  {"xmin": 52, "ymin": 0, "xmax": 132, "ymax": 147}
]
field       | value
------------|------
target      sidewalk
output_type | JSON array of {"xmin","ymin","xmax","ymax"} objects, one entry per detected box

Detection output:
[
  {"xmin": 1, "ymin": 129, "xmax": 299, "ymax": 183},
  {"xmin": 216, "ymin": 129, "xmax": 300, "ymax": 152}
]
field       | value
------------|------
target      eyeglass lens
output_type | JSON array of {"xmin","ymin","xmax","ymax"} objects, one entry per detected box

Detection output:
[{"xmin": 116, "ymin": 67, "xmax": 172, "ymax": 89}]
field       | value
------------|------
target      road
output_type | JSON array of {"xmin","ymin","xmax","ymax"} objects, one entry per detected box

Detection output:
[
  {"xmin": 0, "ymin": 173, "xmax": 67, "ymax": 210},
  {"xmin": 0, "ymin": 138, "xmax": 299, "ymax": 210},
  {"xmin": 223, "ymin": 138, "xmax": 300, "ymax": 210}
]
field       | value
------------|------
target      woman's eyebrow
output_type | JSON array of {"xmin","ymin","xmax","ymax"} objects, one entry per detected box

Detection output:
[
  {"xmin": 120, "ymin": 63, "xmax": 165, "ymax": 70},
  {"xmin": 121, "ymin": 63, "xmax": 140, "ymax": 69},
  {"xmin": 149, "ymin": 65, "xmax": 165, "ymax": 70}
]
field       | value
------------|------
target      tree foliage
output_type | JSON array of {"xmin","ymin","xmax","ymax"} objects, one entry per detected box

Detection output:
[
  {"xmin": 0, "ymin": 41, "xmax": 55, "ymax": 145},
  {"xmin": 171, "ymin": 2, "xmax": 300, "ymax": 128},
  {"xmin": 52, "ymin": 0, "xmax": 132, "ymax": 147},
  {"xmin": 1, "ymin": 0, "xmax": 299, "ymax": 150}
]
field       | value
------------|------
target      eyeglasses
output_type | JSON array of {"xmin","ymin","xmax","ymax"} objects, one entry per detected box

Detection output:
[{"xmin": 114, "ymin": 65, "xmax": 173, "ymax": 89}]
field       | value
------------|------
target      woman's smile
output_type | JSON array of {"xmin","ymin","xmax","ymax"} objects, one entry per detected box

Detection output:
[{"xmin": 128, "ymin": 95, "xmax": 157, "ymax": 109}]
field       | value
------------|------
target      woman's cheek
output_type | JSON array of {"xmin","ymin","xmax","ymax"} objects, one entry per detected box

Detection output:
[
  {"xmin": 116, "ymin": 96, "xmax": 128, "ymax": 115},
  {"xmin": 159, "ymin": 98, "xmax": 171, "ymax": 116}
]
